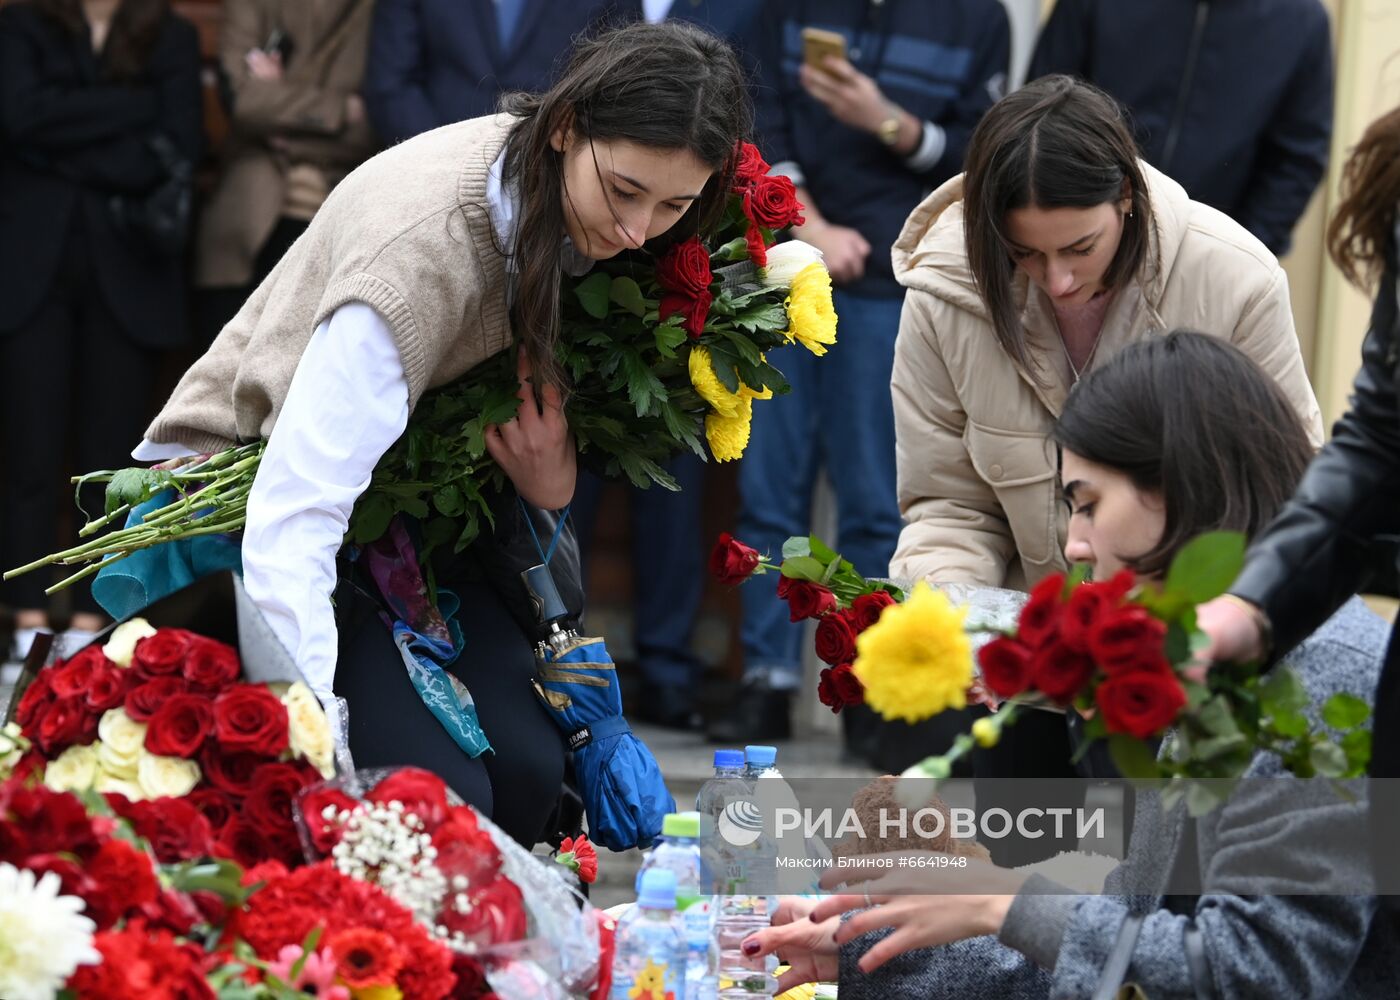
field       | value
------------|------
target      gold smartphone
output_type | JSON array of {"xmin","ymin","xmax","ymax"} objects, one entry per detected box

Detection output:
[{"xmin": 801, "ymin": 26, "xmax": 847, "ymax": 73}]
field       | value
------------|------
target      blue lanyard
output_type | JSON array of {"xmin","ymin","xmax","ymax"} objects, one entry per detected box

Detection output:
[{"xmin": 517, "ymin": 496, "xmax": 571, "ymax": 565}]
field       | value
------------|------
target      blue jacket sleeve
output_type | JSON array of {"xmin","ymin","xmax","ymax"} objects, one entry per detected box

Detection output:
[
  {"xmin": 1026, "ymin": 0, "xmax": 1093, "ymax": 82},
  {"xmin": 748, "ymin": 0, "xmax": 797, "ymax": 169},
  {"xmin": 932, "ymin": 1, "xmax": 1010, "ymax": 177},
  {"xmin": 363, "ymin": 0, "xmax": 442, "ymax": 144}
]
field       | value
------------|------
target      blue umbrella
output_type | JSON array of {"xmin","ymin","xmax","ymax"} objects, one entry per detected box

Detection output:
[{"xmin": 535, "ymin": 632, "xmax": 674, "ymax": 852}]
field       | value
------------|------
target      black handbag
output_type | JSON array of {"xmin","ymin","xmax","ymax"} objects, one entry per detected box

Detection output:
[{"xmin": 108, "ymin": 133, "xmax": 193, "ymax": 258}]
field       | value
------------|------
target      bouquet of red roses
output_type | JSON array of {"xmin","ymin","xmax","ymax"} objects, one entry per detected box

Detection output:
[{"xmin": 297, "ymin": 767, "xmax": 602, "ymax": 999}]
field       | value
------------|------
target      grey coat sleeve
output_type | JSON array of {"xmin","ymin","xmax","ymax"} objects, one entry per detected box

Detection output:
[{"xmin": 837, "ymin": 927, "xmax": 1053, "ymax": 999}]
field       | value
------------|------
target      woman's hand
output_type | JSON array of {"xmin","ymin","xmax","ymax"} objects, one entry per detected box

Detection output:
[
  {"xmin": 740, "ymin": 897, "xmax": 842, "ymax": 993},
  {"xmin": 485, "ymin": 348, "xmax": 577, "ymax": 510},
  {"xmin": 806, "ymin": 852, "xmax": 1026, "ymax": 974},
  {"xmin": 245, "ymin": 48, "xmax": 284, "ymax": 81},
  {"xmin": 1193, "ymin": 596, "xmax": 1267, "ymax": 672}
]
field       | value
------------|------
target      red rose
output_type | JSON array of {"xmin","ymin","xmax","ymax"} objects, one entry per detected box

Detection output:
[
  {"xmin": 125, "ymin": 676, "xmax": 190, "ymax": 722},
  {"xmin": 831, "ymin": 663, "xmax": 864, "ymax": 706},
  {"xmin": 14, "ymin": 670, "xmax": 54, "ymax": 732},
  {"xmin": 183, "ymin": 636, "xmax": 241, "ymax": 692},
  {"xmin": 709, "ymin": 532, "xmax": 761, "ymax": 585},
  {"xmin": 444, "ymin": 877, "xmax": 527, "ymax": 949},
  {"xmin": 656, "ymin": 237, "xmax": 713, "ymax": 297},
  {"xmin": 35, "ymin": 695, "xmax": 93, "ymax": 753},
  {"xmin": 977, "ymin": 637, "xmax": 1035, "ymax": 699},
  {"xmin": 213, "ymin": 685, "xmax": 289, "ymax": 757},
  {"xmin": 85, "ymin": 662, "xmax": 130, "ymax": 713},
  {"xmin": 297, "ymin": 785, "xmax": 358, "ymax": 854},
  {"xmin": 123, "ymin": 797, "xmax": 215, "ymax": 863},
  {"xmin": 1096, "ymin": 669, "xmax": 1187, "ymax": 740},
  {"xmin": 434, "ymin": 809, "xmax": 501, "ymax": 888},
  {"xmin": 732, "ymin": 141, "xmax": 770, "ymax": 189},
  {"xmin": 782, "ymin": 579, "xmax": 837, "ymax": 622},
  {"xmin": 131, "ymin": 629, "xmax": 194, "ymax": 680},
  {"xmin": 185, "ymin": 788, "xmax": 237, "ymax": 838},
  {"xmin": 329, "ymin": 927, "xmax": 405, "ymax": 991},
  {"xmin": 1060, "ymin": 572, "xmax": 1138, "ymax": 652},
  {"xmin": 1031, "ymin": 640, "xmax": 1095, "ymax": 704},
  {"xmin": 87, "ymin": 838, "xmax": 160, "ymax": 927},
  {"xmin": 217, "ymin": 819, "xmax": 271, "ymax": 868},
  {"xmin": 1088, "ymin": 607, "xmax": 1169, "ymax": 674},
  {"xmin": 744, "ymin": 223, "xmax": 769, "ymax": 268},
  {"xmin": 814, "ymin": 611, "xmax": 858, "ymax": 665},
  {"xmin": 451, "ymin": 953, "xmax": 489, "ymax": 998},
  {"xmin": 850, "ymin": 591, "xmax": 897, "ymax": 632},
  {"xmin": 200, "ymin": 746, "xmax": 263, "ymax": 798},
  {"xmin": 262, "ymin": 820, "xmax": 308, "ymax": 867},
  {"xmin": 1018, "ymin": 573, "xmax": 1067, "ymax": 650},
  {"xmin": 817, "ymin": 668, "xmax": 842, "ymax": 713},
  {"xmin": 741, "ymin": 173, "xmax": 805, "ymax": 230},
  {"xmin": 47, "ymin": 645, "xmax": 106, "ymax": 699},
  {"xmin": 245, "ymin": 761, "xmax": 317, "ymax": 834},
  {"xmin": 660, "ymin": 289, "xmax": 713, "ymax": 339},
  {"xmin": 367, "ymin": 767, "xmax": 451, "ymax": 831},
  {"xmin": 144, "ymin": 693, "xmax": 215, "ymax": 759}
]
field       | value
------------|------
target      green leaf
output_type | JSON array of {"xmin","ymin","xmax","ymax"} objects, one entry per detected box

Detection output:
[
  {"xmin": 1162, "ymin": 531, "xmax": 1246, "ymax": 605},
  {"xmin": 1185, "ymin": 781, "xmax": 1226, "ymax": 817},
  {"xmin": 1197, "ymin": 695, "xmax": 1241, "ymax": 738},
  {"xmin": 610, "ymin": 276, "xmax": 647, "ymax": 317},
  {"xmin": 1191, "ymin": 733, "xmax": 1249, "ymax": 761},
  {"xmin": 1164, "ymin": 622, "xmax": 1191, "ymax": 665},
  {"xmin": 733, "ymin": 301, "xmax": 791, "ymax": 334},
  {"xmin": 1267, "ymin": 709, "xmax": 1309, "ymax": 739},
  {"xmin": 1310, "ymin": 741, "xmax": 1349, "ymax": 778},
  {"xmin": 106, "ymin": 467, "xmax": 173, "ymax": 516},
  {"xmin": 712, "ymin": 236, "xmax": 750, "ymax": 262},
  {"xmin": 782, "ymin": 537, "xmax": 812, "ymax": 560},
  {"xmin": 1258, "ymin": 667, "xmax": 1308, "ymax": 716},
  {"xmin": 654, "ymin": 321, "xmax": 688, "ymax": 358},
  {"xmin": 1342, "ymin": 728, "xmax": 1372, "ymax": 771},
  {"xmin": 1321, "ymin": 692, "xmax": 1371, "ymax": 731},
  {"xmin": 809, "ymin": 536, "xmax": 839, "ymax": 564},
  {"xmin": 781, "ymin": 556, "xmax": 827, "ymax": 582},
  {"xmin": 349, "ymin": 493, "xmax": 394, "ymax": 544},
  {"xmin": 432, "ymin": 484, "xmax": 465, "ymax": 518},
  {"xmin": 1108, "ymin": 733, "xmax": 1161, "ymax": 781},
  {"xmin": 620, "ymin": 349, "xmax": 667, "ymax": 418},
  {"xmin": 574, "ymin": 272, "xmax": 612, "ymax": 319}
]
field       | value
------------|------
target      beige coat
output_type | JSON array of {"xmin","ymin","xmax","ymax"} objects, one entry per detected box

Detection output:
[
  {"xmin": 888, "ymin": 162, "xmax": 1324, "ymax": 592},
  {"xmin": 195, "ymin": 0, "xmax": 379, "ymax": 288}
]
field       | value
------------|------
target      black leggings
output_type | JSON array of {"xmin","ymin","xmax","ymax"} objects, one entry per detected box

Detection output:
[{"xmin": 332, "ymin": 575, "xmax": 566, "ymax": 847}]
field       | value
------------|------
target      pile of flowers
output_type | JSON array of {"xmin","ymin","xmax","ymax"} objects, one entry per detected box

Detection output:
[
  {"xmin": 712, "ymin": 531, "xmax": 1374, "ymax": 815},
  {"xmin": 11, "ymin": 141, "xmax": 834, "ymax": 592},
  {"xmin": 10, "ymin": 618, "xmax": 333, "ymax": 867}
]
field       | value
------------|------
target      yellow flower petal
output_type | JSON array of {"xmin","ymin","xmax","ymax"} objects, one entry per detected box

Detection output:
[
  {"xmin": 704, "ymin": 395, "xmax": 753, "ymax": 462},
  {"xmin": 852, "ymin": 583, "xmax": 972, "ymax": 723},
  {"xmin": 688, "ymin": 345, "xmax": 742, "ymax": 417},
  {"xmin": 784, "ymin": 262, "xmax": 837, "ymax": 357}
]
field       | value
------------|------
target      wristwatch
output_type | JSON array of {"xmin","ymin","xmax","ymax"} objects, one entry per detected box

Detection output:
[{"xmin": 877, "ymin": 108, "xmax": 902, "ymax": 147}]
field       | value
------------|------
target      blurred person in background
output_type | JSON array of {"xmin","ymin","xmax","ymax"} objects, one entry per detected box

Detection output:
[
  {"xmin": 0, "ymin": 0, "xmax": 201, "ymax": 660},
  {"xmin": 1029, "ymin": 0, "xmax": 1333, "ymax": 257},
  {"xmin": 193, "ymin": 0, "xmax": 380, "ymax": 344},
  {"xmin": 712, "ymin": 0, "xmax": 1011, "ymax": 746},
  {"xmin": 362, "ymin": 0, "xmax": 628, "ymax": 147}
]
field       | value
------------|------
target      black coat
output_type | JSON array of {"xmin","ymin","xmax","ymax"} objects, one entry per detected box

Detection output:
[
  {"xmin": 1232, "ymin": 215, "xmax": 1400, "ymax": 773},
  {"xmin": 1029, "ymin": 0, "xmax": 1333, "ymax": 257},
  {"xmin": 0, "ymin": 2, "xmax": 202, "ymax": 347}
]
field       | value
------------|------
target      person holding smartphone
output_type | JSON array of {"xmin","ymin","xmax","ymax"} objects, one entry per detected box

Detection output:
[{"xmin": 712, "ymin": 0, "xmax": 1011, "ymax": 746}]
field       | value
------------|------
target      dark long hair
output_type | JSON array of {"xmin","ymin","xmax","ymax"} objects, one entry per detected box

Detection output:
[
  {"xmin": 498, "ymin": 20, "xmax": 751, "ymax": 391},
  {"xmin": 1328, "ymin": 103, "xmax": 1400, "ymax": 291},
  {"xmin": 963, "ymin": 75, "xmax": 1154, "ymax": 381},
  {"xmin": 1051, "ymin": 331, "xmax": 1313, "ymax": 577},
  {"xmin": 37, "ymin": 0, "xmax": 169, "ymax": 80}
]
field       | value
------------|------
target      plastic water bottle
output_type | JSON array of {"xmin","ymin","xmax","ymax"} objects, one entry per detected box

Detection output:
[
  {"xmin": 697, "ymin": 750, "xmax": 749, "ymax": 898},
  {"xmin": 635, "ymin": 814, "xmax": 718, "ymax": 1000},
  {"xmin": 611, "ymin": 869, "xmax": 686, "ymax": 1000}
]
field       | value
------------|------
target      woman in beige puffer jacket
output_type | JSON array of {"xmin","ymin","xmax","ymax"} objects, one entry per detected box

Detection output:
[{"xmin": 890, "ymin": 76, "xmax": 1322, "ymax": 593}]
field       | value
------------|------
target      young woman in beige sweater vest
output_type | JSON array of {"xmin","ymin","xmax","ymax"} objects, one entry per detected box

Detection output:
[{"xmin": 137, "ymin": 21, "xmax": 752, "ymax": 845}]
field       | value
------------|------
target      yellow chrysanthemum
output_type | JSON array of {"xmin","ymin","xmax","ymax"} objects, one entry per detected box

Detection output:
[
  {"xmin": 705, "ymin": 395, "xmax": 753, "ymax": 462},
  {"xmin": 688, "ymin": 345, "xmax": 742, "ymax": 417},
  {"xmin": 852, "ymin": 583, "xmax": 972, "ymax": 723},
  {"xmin": 784, "ymin": 262, "xmax": 837, "ymax": 357}
]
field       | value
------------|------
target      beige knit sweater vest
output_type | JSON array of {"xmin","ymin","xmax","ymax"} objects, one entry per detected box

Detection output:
[{"xmin": 146, "ymin": 114, "xmax": 517, "ymax": 453}]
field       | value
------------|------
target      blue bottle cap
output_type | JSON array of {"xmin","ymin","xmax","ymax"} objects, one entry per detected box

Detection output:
[
  {"xmin": 713, "ymin": 749, "xmax": 744, "ymax": 768},
  {"xmin": 638, "ymin": 868, "xmax": 678, "ymax": 909},
  {"xmin": 745, "ymin": 745, "xmax": 777, "ymax": 767}
]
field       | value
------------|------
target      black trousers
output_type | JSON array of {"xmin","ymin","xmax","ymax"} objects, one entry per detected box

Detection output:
[
  {"xmin": 332, "ymin": 571, "xmax": 567, "ymax": 848},
  {"xmin": 0, "ymin": 223, "xmax": 156, "ymax": 614}
]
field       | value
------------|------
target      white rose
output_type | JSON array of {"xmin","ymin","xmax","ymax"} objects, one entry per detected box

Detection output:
[
  {"xmin": 103, "ymin": 617, "xmax": 157, "ymax": 668},
  {"xmin": 96, "ymin": 738, "xmax": 141, "ymax": 780},
  {"xmin": 136, "ymin": 752, "xmax": 201, "ymax": 799},
  {"xmin": 283, "ymin": 682, "xmax": 335, "ymax": 779},
  {"xmin": 43, "ymin": 743, "xmax": 99, "ymax": 792},
  {"xmin": 0, "ymin": 722, "xmax": 30, "ymax": 778},
  {"xmin": 98, "ymin": 708, "xmax": 148, "ymax": 756},
  {"xmin": 758, "ymin": 239, "xmax": 825, "ymax": 288},
  {"xmin": 93, "ymin": 771, "xmax": 144, "ymax": 801}
]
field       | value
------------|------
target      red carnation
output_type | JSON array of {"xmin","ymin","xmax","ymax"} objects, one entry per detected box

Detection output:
[
  {"xmin": 813, "ymin": 611, "xmax": 858, "ymax": 665},
  {"xmin": 144, "ymin": 693, "xmax": 215, "ymax": 759},
  {"xmin": 1088, "ymin": 607, "xmax": 1169, "ymax": 674},
  {"xmin": 556, "ymin": 833, "xmax": 598, "ymax": 884},
  {"xmin": 977, "ymin": 636, "xmax": 1035, "ymax": 699},
  {"xmin": 120, "ymin": 797, "xmax": 214, "ymax": 863},
  {"xmin": 367, "ymin": 767, "xmax": 451, "ymax": 831},
  {"xmin": 850, "ymin": 591, "xmax": 897, "ymax": 632},
  {"xmin": 1096, "ymin": 669, "xmax": 1187, "ymax": 740},
  {"xmin": 741, "ymin": 173, "xmax": 805, "ymax": 230},
  {"xmin": 7, "ymin": 785, "xmax": 99, "ymax": 855},
  {"xmin": 68, "ymin": 923, "xmax": 215, "ymax": 1000},
  {"xmin": 1031, "ymin": 640, "xmax": 1095, "ymax": 704},
  {"xmin": 1018, "ymin": 573, "xmax": 1067, "ymax": 650},
  {"xmin": 87, "ymin": 838, "xmax": 160, "ymax": 928},
  {"xmin": 183, "ymin": 636, "xmax": 241, "ymax": 692},
  {"xmin": 131, "ymin": 628, "xmax": 194, "ymax": 680},
  {"xmin": 124, "ymin": 676, "xmax": 190, "ymax": 722},
  {"xmin": 213, "ymin": 684, "xmax": 289, "ymax": 757},
  {"xmin": 782, "ymin": 579, "xmax": 837, "ymax": 622},
  {"xmin": 47, "ymin": 645, "xmax": 106, "ymax": 699},
  {"xmin": 709, "ymin": 533, "xmax": 761, "ymax": 585}
]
